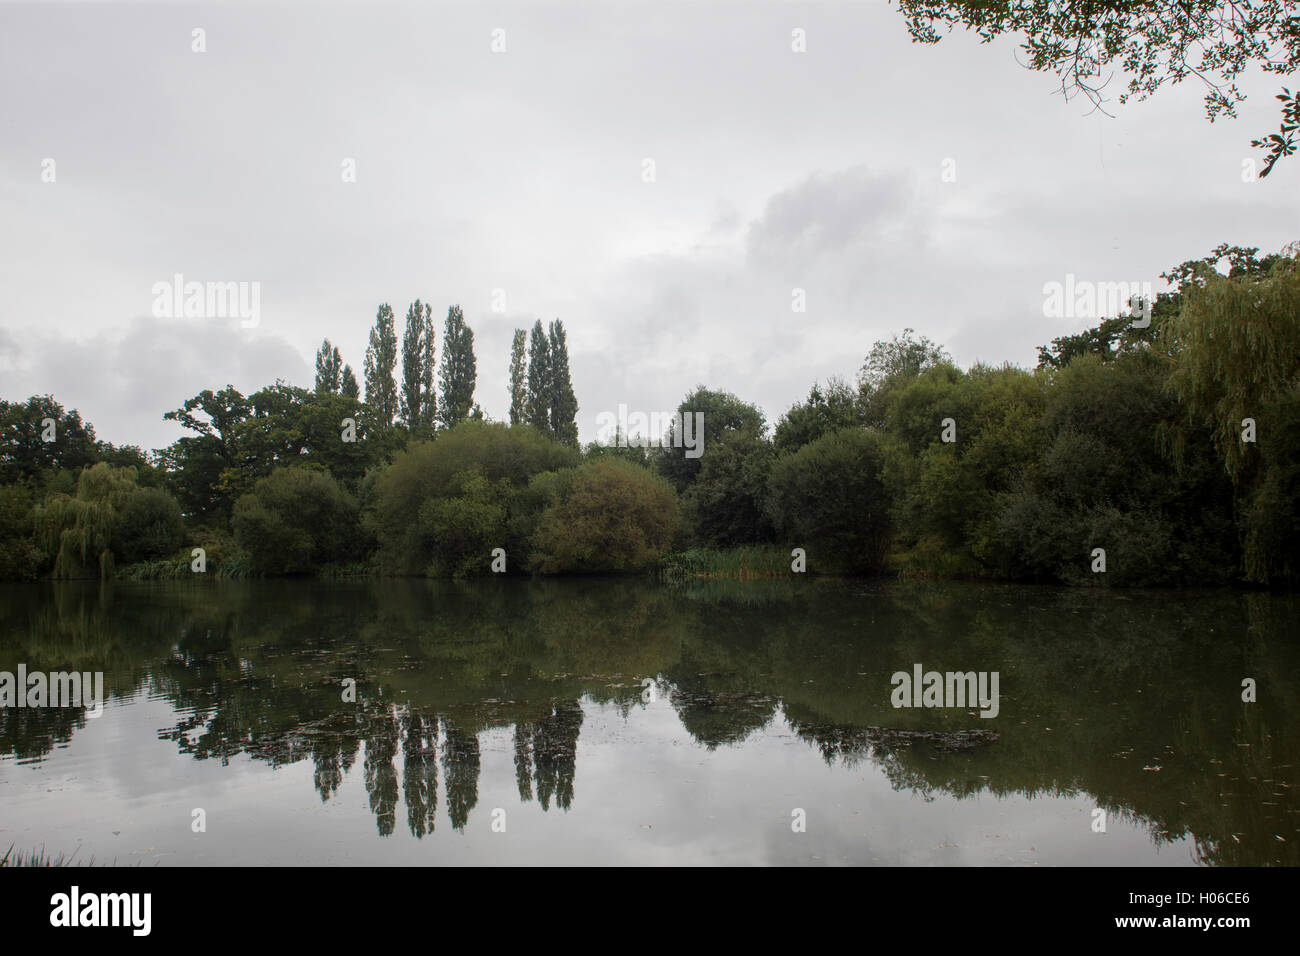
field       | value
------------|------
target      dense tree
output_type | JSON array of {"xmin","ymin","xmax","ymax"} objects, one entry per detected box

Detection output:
[
  {"xmin": 508, "ymin": 329, "xmax": 528, "ymax": 426},
  {"xmin": 1160, "ymin": 246, "xmax": 1300, "ymax": 581},
  {"xmin": 340, "ymin": 365, "xmax": 360, "ymax": 400},
  {"xmin": 33, "ymin": 463, "xmax": 138, "ymax": 579},
  {"xmin": 765, "ymin": 427, "xmax": 893, "ymax": 574},
  {"xmin": 547, "ymin": 320, "xmax": 579, "ymax": 446},
  {"xmin": 159, "ymin": 386, "xmax": 252, "ymax": 520},
  {"xmin": 112, "ymin": 486, "xmax": 184, "ymax": 564},
  {"xmin": 530, "ymin": 458, "xmax": 680, "ymax": 573},
  {"xmin": 366, "ymin": 420, "xmax": 577, "ymax": 574},
  {"xmin": 0, "ymin": 484, "xmax": 43, "ymax": 580},
  {"xmin": 232, "ymin": 467, "xmax": 361, "ymax": 574},
  {"xmin": 437, "ymin": 305, "xmax": 477, "ymax": 429},
  {"xmin": 658, "ymin": 387, "xmax": 766, "ymax": 492},
  {"xmin": 364, "ymin": 304, "xmax": 400, "ymax": 426},
  {"xmin": 773, "ymin": 377, "xmax": 859, "ymax": 454},
  {"xmin": 0, "ymin": 395, "xmax": 99, "ymax": 485},
  {"xmin": 314, "ymin": 339, "xmax": 343, "ymax": 394},
  {"xmin": 681, "ymin": 431, "xmax": 774, "ymax": 547},
  {"xmin": 857, "ymin": 328, "xmax": 952, "ymax": 426},
  {"xmin": 400, "ymin": 300, "xmax": 436, "ymax": 435},
  {"xmin": 894, "ymin": 0, "xmax": 1300, "ymax": 176},
  {"xmin": 526, "ymin": 320, "xmax": 552, "ymax": 434}
]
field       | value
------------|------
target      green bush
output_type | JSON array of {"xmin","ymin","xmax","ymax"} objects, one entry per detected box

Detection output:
[
  {"xmin": 232, "ymin": 467, "xmax": 361, "ymax": 574},
  {"xmin": 0, "ymin": 485, "xmax": 44, "ymax": 580},
  {"xmin": 530, "ymin": 458, "xmax": 680, "ymax": 573},
  {"xmin": 765, "ymin": 427, "xmax": 892, "ymax": 574},
  {"xmin": 367, "ymin": 421, "xmax": 577, "ymax": 574},
  {"xmin": 112, "ymin": 486, "xmax": 184, "ymax": 563}
]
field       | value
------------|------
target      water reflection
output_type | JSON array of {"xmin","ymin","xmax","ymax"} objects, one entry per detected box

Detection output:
[{"xmin": 0, "ymin": 577, "xmax": 1296, "ymax": 864}]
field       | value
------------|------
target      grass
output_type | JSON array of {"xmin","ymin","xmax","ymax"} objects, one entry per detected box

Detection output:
[
  {"xmin": 2, "ymin": 843, "xmax": 94, "ymax": 867},
  {"xmin": 658, "ymin": 546, "xmax": 796, "ymax": 581}
]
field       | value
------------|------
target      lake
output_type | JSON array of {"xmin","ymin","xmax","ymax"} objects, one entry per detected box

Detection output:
[{"xmin": 1, "ymin": 577, "xmax": 1296, "ymax": 865}]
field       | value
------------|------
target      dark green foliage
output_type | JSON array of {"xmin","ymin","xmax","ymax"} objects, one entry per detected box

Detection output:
[
  {"xmin": 437, "ymin": 305, "xmax": 477, "ymax": 430},
  {"xmin": 773, "ymin": 378, "xmax": 859, "ymax": 454},
  {"xmin": 530, "ymin": 458, "xmax": 680, "ymax": 573},
  {"xmin": 658, "ymin": 386, "xmax": 766, "ymax": 493},
  {"xmin": 857, "ymin": 328, "xmax": 952, "ymax": 427},
  {"xmin": 340, "ymin": 365, "xmax": 360, "ymax": 400},
  {"xmin": 766, "ymin": 427, "xmax": 892, "ymax": 574},
  {"xmin": 0, "ymin": 484, "xmax": 43, "ymax": 580},
  {"xmin": 681, "ymin": 430, "xmax": 774, "ymax": 547},
  {"xmin": 366, "ymin": 420, "xmax": 578, "ymax": 574},
  {"xmin": 526, "ymin": 320, "xmax": 551, "ymax": 434},
  {"xmin": 232, "ymin": 467, "xmax": 361, "ymax": 574},
  {"xmin": 112, "ymin": 486, "xmax": 184, "ymax": 564},
  {"xmin": 547, "ymin": 320, "xmax": 579, "ymax": 446},
  {"xmin": 0, "ymin": 395, "xmax": 99, "ymax": 484},
  {"xmin": 508, "ymin": 329, "xmax": 527, "ymax": 425},
  {"xmin": 399, "ymin": 301, "xmax": 436, "ymax": 434},
  {"xmin": 314, "ymin": 339, "xmax": 343, "ymax": 394},
  {"xmin": 994, "ymin": 353, "xmax": 1236, "ymax": 586},
  {"xmin": 364, "ymin": 304, "xmax": 400, "ymax": 426}
]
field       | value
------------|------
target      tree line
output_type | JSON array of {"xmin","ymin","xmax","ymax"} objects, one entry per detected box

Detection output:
[{"xmin": 1, "ymin": 241, "xmax": 1298, "ymax": 586}]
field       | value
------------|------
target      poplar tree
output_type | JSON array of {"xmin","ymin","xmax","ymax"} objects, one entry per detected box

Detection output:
[
  {"xmin": 314, "ymin": 339, "xmax": 343, "ymax": 394},
  {"xmin": 400, "ymin": 300, "xmax": 435, "ymax": 434},
  {"xmin": 437, "ymin": 305, "xmax": 477, "ymax": 429},
  {"xmin": 547, "ymin": 319, "xmax": 579, "ymax": 446},
  {"xmin": 340, "ymin": 365, "xmax": 360, "ymax": 400},
  {"xmin": 526, "ymin": 320, "xmax": 551, "ymax": 434},
  {"xmin": 364, "ymin": 303, "xmax": 399, "ymax": 426},
  {"xmin": 508, "ymin": 329, "xmax": 527, "ymax": 425}
]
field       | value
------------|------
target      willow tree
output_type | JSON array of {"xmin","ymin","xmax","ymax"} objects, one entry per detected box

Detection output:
[
  {"xmin": 34, "ymin": 463, "xmax": 138, "ymax": 579},
  {"xmin": 1161, "ymin": 244, "xmax": 1300, "ymax": 581}
]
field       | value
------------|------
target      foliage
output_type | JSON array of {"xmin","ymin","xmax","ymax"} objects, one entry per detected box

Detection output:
[
  {"xmin": 232, "ymin": 467, "xmax": 362, "ymax": 575},
  {"xmin": 894, "ymin": 0, "xmax": 1300, "ymax": 175},
  {"xmin": 0, "ymin": 484, "xmax": 44, "ymax": 580},
  {"xmin": 658, "ymin": 386, "xmax": 766, "ymax": 492},
  {"xmin": 765, "ymin": 427, "xmax": 893, "ymax": 574},
  {"xmin": 364, "ymin": 303, "xmax": 400, "ymax": 426},
  {"xmin": 526, "ymin": 320, "xmax": 552, "ymax": 434},
  {"xmin": 111, "ymin": 486, "xmax": 184, "ymax": 564},
  {"xmin": 0, "ymin": 395, "xmax": 99, "ymax": 484},
  {"xmin": 773, "ymin": 377, "xmax": 860, "ymax": 454},
  {"xmin": 509, "ymin": 329, "xmax": 528, "ymax": 426},
  {"xmin": 366, "ymin": 421, "xmax": 578, "ymax": 574},
  {"xmin": 437, "ymin": 304, "xmax": 477, "ymax": 429},
  {"xmin": 547, "ymin": 320, "xmax": 579, "ymax": 446},
  {"xmin": 530, "ymin": 458, "xmax": 680, "ymax": 573}
]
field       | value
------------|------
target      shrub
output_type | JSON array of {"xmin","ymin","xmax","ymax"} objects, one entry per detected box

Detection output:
[
  {"xmin": 530, "ymin": 459, "xmax": 680, "ymax": 573},
  {"xmin": 765, "ymin": 427, "xmax": 892, "ymax": 574},
  {"xmin": 232, "ymin": 467, "xmax": 360, "ymax": 574}
]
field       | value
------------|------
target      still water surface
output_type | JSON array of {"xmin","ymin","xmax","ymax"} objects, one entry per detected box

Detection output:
[{"xmin": 1, "ymin": 578, "xmax": 1296, "ymax": 865}]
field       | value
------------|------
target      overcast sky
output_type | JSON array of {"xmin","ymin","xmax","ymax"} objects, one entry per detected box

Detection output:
[{"xmin": 2, "ymin": 1, "xmax": 1297, "ymax": 450}]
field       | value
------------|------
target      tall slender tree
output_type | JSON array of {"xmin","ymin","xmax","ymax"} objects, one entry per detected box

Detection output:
[
  {"xmin": 400, "ymin": 300, "xmax": 435, "ymax": 434},
  {"xmin": 508, "ymin": 329, "xmax": 528, "ymax": 425},
  {"xmin": 437, "ymin": 305, "xmax": 477, "ymax": 429},
  {"xmin": 526, "ymin": 320, "xmax": 551, "ymax": 434},
  {"xmin": 340, "ymin": 365, "xmax": 360, "ymax": 399},
  {"xmin": 364, "ymin": 304, "xmax": 399, "ymax": 426},
  {"xmin": 314, "ymin": 339, "xmax": 343, "ymax": 394},
  {"xmin": 547, "ymin": 319, "xmax": 578, "ymax": 446}
]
